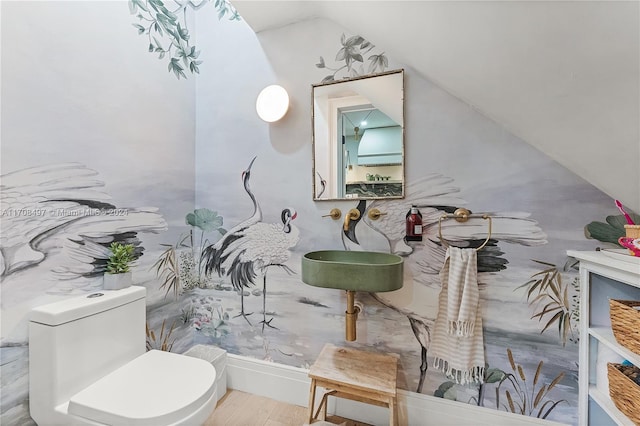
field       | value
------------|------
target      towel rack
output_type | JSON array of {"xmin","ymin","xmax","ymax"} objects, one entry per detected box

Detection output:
[{"xmin": 438, "ymin": 208, "xmax": 492, "ymax": 251}]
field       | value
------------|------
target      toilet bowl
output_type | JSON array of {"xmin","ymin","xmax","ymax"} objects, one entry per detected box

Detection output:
[{"xmin": 29, "ymin": 286, "xmax": 217, "ymax": 425}]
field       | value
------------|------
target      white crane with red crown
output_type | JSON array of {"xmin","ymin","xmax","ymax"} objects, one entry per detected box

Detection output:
[{"xmin": 202, "ymin": 157, "xmax": 299, "ymax": 330}]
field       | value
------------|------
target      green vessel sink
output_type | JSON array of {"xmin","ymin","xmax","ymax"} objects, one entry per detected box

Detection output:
[{"xmin": 301, "ymin": 250, "xmax": 404, "ymax": 292}]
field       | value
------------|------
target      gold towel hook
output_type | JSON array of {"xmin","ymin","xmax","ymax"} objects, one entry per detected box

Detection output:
[{"xmin": 438, "ymin": 208, "xmax": 493, "ymax": 252}]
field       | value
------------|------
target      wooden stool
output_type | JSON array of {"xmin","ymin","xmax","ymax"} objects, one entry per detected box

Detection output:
[{"xmin": 307, "ymin": 343, "xmax": 399, "ymax": 425}]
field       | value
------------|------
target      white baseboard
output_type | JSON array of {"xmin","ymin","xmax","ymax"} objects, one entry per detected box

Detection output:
[{"xmin": 226, "ymin": 354, "xmax": 566, "ymax": 426}]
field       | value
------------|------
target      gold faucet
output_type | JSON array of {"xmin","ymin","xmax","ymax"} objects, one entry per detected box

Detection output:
[{"xmin": 343, "ymin": 208, "xmax": 361, "ymax": 231}]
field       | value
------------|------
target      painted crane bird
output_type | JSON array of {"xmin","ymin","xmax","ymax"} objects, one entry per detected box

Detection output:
[
  {"xmin": 343, "ymin": 174, "xmax": 547, "ymax": 393},
  {"xmin": 218, "ymin": 208, "xmax": 299, "ymax": 330},
  {"xmin": 201, "ymin": 156, "xmax": 262, "ymax": 321},
  {"xmin": 202, "ymin": 157, "xmax": 300, "ymax": 330}
]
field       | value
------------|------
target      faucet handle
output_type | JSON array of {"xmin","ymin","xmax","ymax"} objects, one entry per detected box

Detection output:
[
  {"xmin": 322, "ymin": 208, "xmax": 342, "ymax": 220},
  {"xmin": 368, "ymin": 208, "xmax": 387, "ymax": 220}
]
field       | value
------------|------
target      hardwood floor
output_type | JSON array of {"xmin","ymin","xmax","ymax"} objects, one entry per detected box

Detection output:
[{"xmin": 205, "ymin": 390, "xmax": 371, "ymax": 426}]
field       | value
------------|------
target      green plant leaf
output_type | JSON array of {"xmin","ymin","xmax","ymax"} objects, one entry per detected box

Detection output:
[
  {"xmin": 106, "ymin": 242, "xmax": 135, "ymax": 274},
  {"xmin": 606, "ymin": 214, "xmax": 628, "ymax": 228},
  {"xmin": 585, "ymin": 217, "xmax": 626, "ymax": 244}
]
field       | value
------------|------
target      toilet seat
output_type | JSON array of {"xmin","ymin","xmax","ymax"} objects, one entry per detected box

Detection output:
[{"xmin": 68, "ymin": 350, "xmax": 217, "ymax": 425}]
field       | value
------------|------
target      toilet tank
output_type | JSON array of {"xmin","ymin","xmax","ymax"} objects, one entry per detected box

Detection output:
[{"xmin": 29, "ymin": 286, "xmax": 146, "ymax": 418}]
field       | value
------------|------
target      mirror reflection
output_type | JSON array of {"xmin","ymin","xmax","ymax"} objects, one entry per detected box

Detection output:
[{"xmin": 312, "ymin": 69, "xmax": 404, "ymax": 200}]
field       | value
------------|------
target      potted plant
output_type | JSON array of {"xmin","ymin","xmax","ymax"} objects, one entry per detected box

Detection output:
[{"xmin": 103, "ymin": 242, "xmax": 135, "ymax": 290}]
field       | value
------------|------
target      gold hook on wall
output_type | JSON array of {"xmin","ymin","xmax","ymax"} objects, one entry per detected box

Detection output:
[{"xmin": 438, "ymin": 208, "xmax": 493, "ymax": 251}]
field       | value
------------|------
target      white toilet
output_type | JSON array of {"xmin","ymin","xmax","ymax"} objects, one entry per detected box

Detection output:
[{"xmin": 29, "ymin": 286, "xmax": 218, "ymax": 425}]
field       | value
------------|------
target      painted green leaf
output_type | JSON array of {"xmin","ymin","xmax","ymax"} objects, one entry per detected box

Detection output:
[
  {"xmin": 186, "ymin": 208, "xmax": 223, "ymax": 232},
  {"xmin": 133, "ymin": 0, "xmax": 240, "ymax": 80},
  {"xmin": 367, "ymin": 53, "xmax": 388, "ymax": 74},
  {"xmin": 434, "ymin": 381, "xmax": 456, "ymax": 400},
  {"xmin": 129, "ymin": 0, "xmax": 148, "ymax": 14},
  {"xmin": 345, "ymin": 35, "xmax": 364, "ymax": 47},
  {"xmin": 485, "ymin": 368, "xmax": 506, "ymax": 383}
]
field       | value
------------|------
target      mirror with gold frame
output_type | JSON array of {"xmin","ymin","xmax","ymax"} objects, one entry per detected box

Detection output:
[{"xmin": 312, "ymin": 69, "xmax": 405, "ymax": 201}]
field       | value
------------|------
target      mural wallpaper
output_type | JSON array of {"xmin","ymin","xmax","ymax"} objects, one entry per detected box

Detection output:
[
  {"xmin": 0, "ymin": 163, "xmax": 167, "ymax": 282},
  {"xmin": 0, "ymin": 2, "xmax": 632, "ymax": 426},
  {"xmin": 129, "ymin": 0, "xmax": 239, "ymax": 79}
]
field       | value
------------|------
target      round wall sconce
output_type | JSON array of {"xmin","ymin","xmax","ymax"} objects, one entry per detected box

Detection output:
[{"xmin": 256, "ymin": 84, "xmax": 289, "ymax": 122}]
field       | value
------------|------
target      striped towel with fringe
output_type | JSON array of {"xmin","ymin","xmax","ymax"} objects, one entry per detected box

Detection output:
[{"xmin": 431, "ymin": 246, "xmax": 485, "ymax": 385}]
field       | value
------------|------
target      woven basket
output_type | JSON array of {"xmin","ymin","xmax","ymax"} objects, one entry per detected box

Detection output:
[
  {"xmin": 625, "ymin": 224, "xmax": 640, "ymax": 239},
  {"xmin": 609, "ymin": 299, "xmax": 640, "ymax": 356},
  {"xmin": 607, "ymin": 363, "xmax": 640, "ymax": 424}
]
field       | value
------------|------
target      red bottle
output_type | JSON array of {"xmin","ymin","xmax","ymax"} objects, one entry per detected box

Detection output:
[{"xmin": 406, "ymin": 206, "xmax": 423, "ymax": 242}]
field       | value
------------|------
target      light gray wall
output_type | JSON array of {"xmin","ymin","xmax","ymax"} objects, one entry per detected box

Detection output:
[{"xmin": 1, "ymin": 2, "xmax": 195, "ymax": 424}]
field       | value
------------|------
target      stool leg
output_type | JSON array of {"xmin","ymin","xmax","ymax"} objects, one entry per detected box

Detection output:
[
  {"xmin": 314, "ymin": 392, "xmax": 328, "ymax": 421},
  {"xmin": 389, "ymin": 397, "xmax": 397, "ymax": 426},
  {"xmin": 321, "ymin": 393, "xmax": 328, "ymax": 421},
  {"xmin": 308, "ymin": 379, "xmax": 317, "ymax": 424}
]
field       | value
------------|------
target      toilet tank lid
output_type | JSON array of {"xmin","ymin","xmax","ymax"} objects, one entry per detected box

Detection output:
[{"xmin": 30, "ymin": 286, "xmax": 146, "ymax": 326}]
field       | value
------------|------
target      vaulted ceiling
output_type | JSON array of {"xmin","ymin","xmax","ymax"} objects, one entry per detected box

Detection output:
[{"xmin": 233, "ymin": 1, "xmax": 640, "ymax": 212}]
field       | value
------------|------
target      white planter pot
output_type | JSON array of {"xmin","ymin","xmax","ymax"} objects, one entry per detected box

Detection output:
[{"xmin": 103, "ymin": 272, "xmax": 132, "ymax": 290}]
